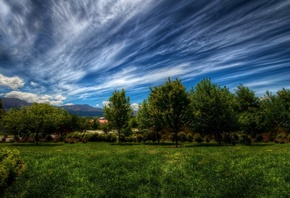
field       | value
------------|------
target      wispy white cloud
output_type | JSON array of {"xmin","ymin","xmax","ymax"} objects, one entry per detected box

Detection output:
[{"xmin": 0, "ymin": 0, "xmax": 289, "ymax": 106}]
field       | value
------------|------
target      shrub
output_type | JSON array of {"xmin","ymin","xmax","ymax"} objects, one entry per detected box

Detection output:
[
  {"xmin": 274, "ymin": 133, "xmax": 288, "ymax": 144},
  {"xmin": 204, "ymin": 135, "xmax": 211, "ymax": 143},
  {"xmin": 194, "ymin": 133, "xmax": 203, "ymax": 143},
  {"xmin": 136, "ymin": 134, "xmax": 144, "ymax": 143},
  {"xmin": 237, "ymin": 133, "xmax": 252, "ymax": 145},
  {"xmin": 169, "ymin": 133, "xmax": 176, "ymax": 143},
  {"xmin": 45, "ymin": 135, "xmax": 53, "ymax": 142},
  {"xmin": 0, "ymin": 147, "xmax": 22, "ymax": 194},
  {"xmin": 66, "ymin": 132, "xmax": 83, "ymax": 140},
  {"xmin": 161, "ymin": 134, "xmax": 167, "ymax": 143},
  {"xmin": 255, "ymin": 134, "xmax": 263, "ymax": 142},
  {"xmin": 107, "ymin": 134, "xmax": 117, "ymax": 142},
  {"xmin": 178, "ymin": 132, "xmax": 187, "ymax": 143},
  {"xmin": 186, "ymin": 133, "xmax": 193, "ymax": 142},
  {"xmin": 125, "ymin": 136, "xmax": 133, "ymax": 143}
]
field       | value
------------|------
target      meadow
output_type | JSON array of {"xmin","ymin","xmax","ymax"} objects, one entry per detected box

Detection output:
[{"xmin": 1, "ymin": 142, "xmax": 290, "ymax": 197}]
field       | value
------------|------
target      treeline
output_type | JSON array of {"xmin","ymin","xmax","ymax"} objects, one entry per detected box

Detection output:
[
  {"xmin": 135, "ymin": 78, "xmax": 290, "ymax": 146},
  {"xmin": 0, "ymin": 78, "xmax": 289, "ymax": 146},
  {"xmin": 0, "ymin": 102, "xmax": 106, "ymax": 144}
]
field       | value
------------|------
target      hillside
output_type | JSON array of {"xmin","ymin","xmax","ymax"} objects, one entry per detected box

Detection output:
[
  {"xmin": 1, "ymin": 98, "xmax": 31, "ymax": 110},
  {"xmin": 0, "ymin": 98, "xmax": 104, "ymax": 117},
  {"xmin": 61, "ymin": 104, "xmax": 103, "ymax": 117}
]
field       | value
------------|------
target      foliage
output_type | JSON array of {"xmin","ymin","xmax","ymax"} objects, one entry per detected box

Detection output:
[
  {"xmin": 0, "ymin": 147, "xmax": 22, "ymax": 194},
  {"xmin": 148, "ymin": 78, "xmax": 191, "ymax": 147},
  {"xmin": 186, "ymin": 133, "xmax": 193, "ymax": 142},
  {"xmin": 99, "ymin": 122, "xmax": 111, "ymax": 134},
  {"xmin": 190, "ymin": 78, "xmax": 238, "ymax": 145},
  {"xmin": 3, "ymin": 103, "xmax": 71, "ymax": 145},
  {"xmin": 104, "ymin": 89, "xmax": 132, "ymax": 143},
  {"xmin": 259, "ymin": 90, "xmax": 290, "ymax": 134},
  {"xmin": 177, "ymin": 132, "xmax": 187, "ymax": 143},
  {"xmin": 193, "ymin": 133, "xmax": 203, "ymax": 143}
]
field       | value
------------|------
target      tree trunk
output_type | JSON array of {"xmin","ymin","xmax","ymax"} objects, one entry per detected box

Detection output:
[
  {"xmin": 216, "ymin": 131, "xmax": 221, "ymax": 146},
  {"xmin": 175, "ymin": 131, "xmax": 178, "ymax": 147},
  {"xmin": 36, "ymin": 132, "xmax": 39, "ymax": 145}
]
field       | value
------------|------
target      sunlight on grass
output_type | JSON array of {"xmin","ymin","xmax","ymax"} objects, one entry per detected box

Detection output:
[{"xmin": 1, "ymin": 142, "xmax": 290, "ymax": 197}]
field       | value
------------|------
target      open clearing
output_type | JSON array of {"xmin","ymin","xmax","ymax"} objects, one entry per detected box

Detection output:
[{"xmin": 1, "ymin": 142, "xmax": 290, "ymax": 197}]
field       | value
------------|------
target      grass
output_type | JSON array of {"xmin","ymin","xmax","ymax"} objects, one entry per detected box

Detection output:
[{"xmin": 1, "ymin": 142, "xmax": 290, "ymax": 197}]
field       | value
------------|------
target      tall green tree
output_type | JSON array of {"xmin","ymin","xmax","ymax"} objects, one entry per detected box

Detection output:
[
  {"xmin": 235, "ymin": 84, "xmax": 261, "ymax": 135},
  {"xmin": 0, "ymin": 99, "xmax": 5, "ymax": 131},
  {"xmin": 260, "ymin": 89, "xmax": 290, "ymax": 134},
  {"xmin": 190, "ymin": 78, "xmax": 237, "ymax": 145},
  {"xmin": 104, "ymin": 89, "xmax": 132, "ymax": 143},
  {"xmin": 136, "ymin": 100, "xmax": 163, "ymax": 143},
  {"xmin": 148, "ymin": 78, "xmax": 191, "ymax": 147}
]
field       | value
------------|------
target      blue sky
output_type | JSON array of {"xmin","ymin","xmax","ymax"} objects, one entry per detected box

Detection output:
[{"xmin": 0, "ymin": 0, "xmax": 290, "ymax": 109}]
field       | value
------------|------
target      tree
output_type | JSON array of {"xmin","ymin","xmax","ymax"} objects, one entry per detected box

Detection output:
[
  {"xmin": 0, "ymin": 99, "xmax": 5, "ymax": 131},
  {"xmin": 104, "ymin": 89, "xmax": 132, "ymax": 143},
  {"xmin": 2, "ymin": 108, "xmax": 22, "ymax": 138},
  {"xmin": 148, "ymin": 78, "xmax": 191, "ymax": 147},
  {"xmin": 235, "ymin": 84, "xmax": 261, "ymax": 135},
  {"xmin": 190, "ymin": 78, "xmax": 237, "ymax": 145},
  {"xmin": 136, "ymin": 100, "xmax": 151, "ymax": 132},
  {"xmin": 259, "ymin": 89, "xmax": 290, "ymax": 134},
  {"xmin": 3, "ymin": 103, "xmax": 70, "ymax": 144}
]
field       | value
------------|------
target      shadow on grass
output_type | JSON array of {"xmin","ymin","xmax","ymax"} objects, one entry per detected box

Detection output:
[
  {"xmin": 248, "ymin": 143, "xmax": 275, "ymax": 147},
  {"xmin": 184, "ymin": 143, "xmax": 231, "ymax": 147},
  {"xmin": 110, "ymin": 143, "xmax": 141, "ymax": 146},
  {"xmin": 5, "ymin": 143, "xmax": 65, "ymax": 147},
  {"xmin": 110, "ymin": 142, "xmax": 178, "ymax": 147},
  {"xmin": 185, "ymin": 142, "xmax": 276, "ymax": 147}
]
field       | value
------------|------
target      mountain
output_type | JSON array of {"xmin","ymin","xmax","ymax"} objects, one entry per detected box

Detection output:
[
  {"xmin": 1, "ymin": 98, "xmax": 32, "ymax": 110},
  {"xmin": 0, "ymin": 98, "xmax": 104, "ymax": 117},
  {"xmin": 60, "ymin": 104, "xmax": 103, "ymax": 117}
]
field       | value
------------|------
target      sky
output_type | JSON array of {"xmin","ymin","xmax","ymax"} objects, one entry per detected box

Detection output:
[{"xmin": 0, "ymin": 0, "xmax": 290, "ymax": 109}]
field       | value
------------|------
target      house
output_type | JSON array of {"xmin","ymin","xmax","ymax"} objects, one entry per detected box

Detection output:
[{"xmin": 98, "ymin": 117, "xmax": 108, "ymax": 124}]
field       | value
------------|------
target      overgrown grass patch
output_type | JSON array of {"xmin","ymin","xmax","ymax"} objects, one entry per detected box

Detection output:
[{"xmin": 1, "ymin": 142, "xmax": 290, "ymax": 197}]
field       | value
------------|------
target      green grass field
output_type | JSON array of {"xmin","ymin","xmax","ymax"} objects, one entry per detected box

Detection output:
[{"xmin": 1, "ymin": 142, "xmax": 290, "ymax": 197}]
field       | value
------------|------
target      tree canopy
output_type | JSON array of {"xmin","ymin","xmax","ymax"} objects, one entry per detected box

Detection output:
[{"xmin": 104, "ymin": 89, "xmax": 132, "ymax": 143}]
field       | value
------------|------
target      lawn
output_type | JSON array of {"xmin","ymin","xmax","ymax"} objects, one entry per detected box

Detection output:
[{"xmin": 1, "ymin": 142, "xmax": 290, "ymax": 197}]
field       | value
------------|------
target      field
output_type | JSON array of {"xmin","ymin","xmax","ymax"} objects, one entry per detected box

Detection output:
[{"xmin": 1, "ymin": 142, "xmax": 290, "ymax": 197}]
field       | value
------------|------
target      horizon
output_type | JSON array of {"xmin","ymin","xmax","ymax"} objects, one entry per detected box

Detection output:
[{"xmin": 1, "ymin": 1, "xmax": 290, "ymax": 108}]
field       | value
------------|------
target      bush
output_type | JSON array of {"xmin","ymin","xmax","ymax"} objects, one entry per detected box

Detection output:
[
  {"xmin": 236, "ymin": 133, "xmax": 252, "ymax": 145},
  {"xmin": 136, "ymin": 134, "xmax": 144, "ymax": 143},
  {"xmin": 169, "ymin": 133, "xmax": 176, "ymax": 143},
  {"xmin": 161, "ymin": 134, "xmax": 167, "ymax": 143},
  {"xmin": 194, "ymin": 133, "xmax": 203, "ymax": 143},
  {"xmin": 186, "ymin": 133, "xmax": 193, "ymax": 142},
  {"xmin": 274, "ymin": 133, "xmax": 288, "ymax": 144},
  {"xmin": 255, "ymin": 134, "xmax": 263, "ymax": 142},
  {"xmin": 178, "ymin": 132, "xmax": 187, "ymax": 143},
  {"xmin": 204, "ymin": 135, "xmax": 211, "ymax": 143},
  {"xmin": 107, "ymin": 134, "xmax": 117, "ymax": 142},
  {"xmin": 0, "ymin": 147, "xmax": 22, "ymax": 194},
  {"xmin": 45, "ymin": 135, "xmax": 53, "ymax": 142}
]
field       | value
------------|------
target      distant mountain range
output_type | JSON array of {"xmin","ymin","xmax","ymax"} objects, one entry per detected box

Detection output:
[{"xmin": 1, "ymin": 98, "xmax": 104, "ymax": 117}]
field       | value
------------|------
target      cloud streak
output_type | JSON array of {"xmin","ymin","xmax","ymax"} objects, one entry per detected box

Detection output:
[{"xmin": 0, "ymin": 0, "xmax": 290, "ymax": 106}]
